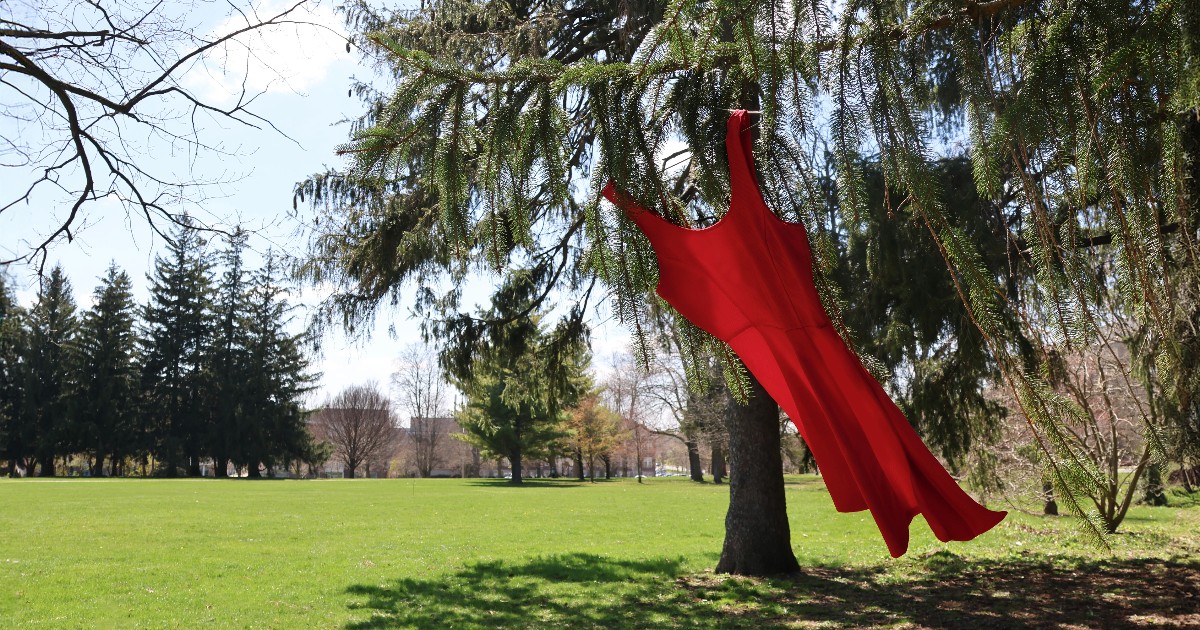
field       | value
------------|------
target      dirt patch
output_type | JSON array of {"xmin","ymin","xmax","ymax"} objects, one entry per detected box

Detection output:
[{"xmin": 677, "ymin": 556, "xmax": 1200, "ymax": 629}]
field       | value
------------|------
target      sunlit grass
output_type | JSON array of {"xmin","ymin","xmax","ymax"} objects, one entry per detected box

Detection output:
[{"xmin": 1, "ymin": 476, "xmax": 1196, "ymax": 628}]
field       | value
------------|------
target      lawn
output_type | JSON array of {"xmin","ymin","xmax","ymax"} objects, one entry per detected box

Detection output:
[{"xmin": 1, "ymin": 476, "xmax": 1197, "ymax": 628}]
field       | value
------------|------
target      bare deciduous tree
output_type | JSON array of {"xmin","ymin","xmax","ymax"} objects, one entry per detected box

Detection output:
[
  {"xmin": 983, "ymin": 317, "xmax": 1162, "ymax": 533},
  {"xmin": 392, "ymin": 343, "xmax": 450, "ymax": 477},
  {"xmin": 604, "ymin": 351, "xmax": 658, "ymax": 482},
  {"xmin": 1053, "ymin": 332, "xmax": 1157, "ymax": 533},
  {"xmin": 310, "ymin": 384, "xmax": 396, "ymax": 479},
  {"xmin": 627, "ymin": 344, "xmax": 728, "ymax": 483},
  {"xmin": 0, "ymin": 0, "xmax": 330, "ymax": 267}
]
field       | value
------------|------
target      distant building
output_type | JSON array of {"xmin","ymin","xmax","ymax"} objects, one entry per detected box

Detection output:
[
  {"xmin": 394, "ymin": 416, "xmax": 482, "ymax": 477},
  {"xmin": 603, "ymin": 418, "xmax": 672, "ymax": 478}
]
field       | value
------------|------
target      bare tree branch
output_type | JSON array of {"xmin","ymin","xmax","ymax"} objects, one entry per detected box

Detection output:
[
  {"xmin": 0, "ymin": 0, "xmax": 344, "ymax": 270},
  {"xmin": 392, "ymin": 342, "xmax": 451, "ymax": 477},
  {"xmin": 309, "ymin": 383, "xmax": 397, "ymax": 478}
]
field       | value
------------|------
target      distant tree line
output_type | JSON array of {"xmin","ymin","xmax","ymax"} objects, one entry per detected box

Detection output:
[{"xmin": 0, "ymin": 223, "xmax": 321, "ymax": 477}]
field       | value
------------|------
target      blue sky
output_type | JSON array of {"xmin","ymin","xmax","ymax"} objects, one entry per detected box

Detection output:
[{"xmin": 0, "ymin": 0, "xmax": 631, "ymax": 407}]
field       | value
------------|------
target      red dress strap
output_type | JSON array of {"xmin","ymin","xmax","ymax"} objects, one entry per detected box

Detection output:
[
  {"xmin": 726, "ymin": 110, "xmax": 763, "ymax": 206},
  {"xmin": 604, "ymin": 109, "xmax": 760, "ymax": 233}
]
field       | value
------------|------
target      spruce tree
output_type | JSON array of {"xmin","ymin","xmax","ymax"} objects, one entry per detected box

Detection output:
[
  {"xmin": 447, "ymin": 270, "xmax": 587, "ymax": 485},
  {"xmin": 238, "ymin": 255, "xmax": 318, "ymax": 476},
  {"xmin": 834, "ymin": 158, "xmax": 1016, "ymax": 466},
  {"xmin": 23, "ymin": 266, "xmax": 79, "ymax": 477},
  {"xmin": 75, "ymin": 264, "xmax": 141, "ymax": 476},
  {"xmin": 141, "ymin": 221, "xmax": 215, "ymax": 477},
  {"xmin": 299, "ymin": 0, "xmax": 1200, "ymax": 555},
  {"xmin": 0, "ymin": 274, "xmax": 29, "ymax": 477},
  {"xmin": 208, "ymin": 229, "xmax": 254, "ymax": 477}
]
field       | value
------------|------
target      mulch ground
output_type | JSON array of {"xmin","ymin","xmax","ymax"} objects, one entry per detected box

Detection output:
[{"xmin": 677, "ymin": 555, "xmax": 1200, "ymax": 629}]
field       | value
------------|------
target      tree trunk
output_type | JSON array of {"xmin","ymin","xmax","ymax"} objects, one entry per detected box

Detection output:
[
  {"xmin": 1042, "ymin": 479, "xmax": 1058, "ymax": 516},
  {"xmin": 635, "ymin": 434, "xmax": 644, "ymax": 483},
  {"xmin": 510, "ymin": 450, "xmax": 523, "ymax": 484},
  {"xmin": 248, "ymin": 463, "xmax": 262, "ymax": 479},
  {"xmin": 575, "ymin": 448, "xmax": 585, "ymax": 481},
  {"xmin": 602, "ymin": 455, "xmax": 612, "ymax": 479},
  {"xmin": 714, "ymin": 82, "xmax": 800, "ymax": 575},
  {"xmin": 715, "ymin": 370, "xmax": 800, "ymax": 576},
  {"xmin": 686, "ymin": 440, "xmax": 704, "ymax": 482},
  {"xmin": 345, "ymin": 460, "xmax": 357, "ymax": 479},
  {"xmin": 93, "ymin": 451, "xmax": 107, "ymax": 477},
  {"xmin": 187, "ymin": 453, "xmax": 201, "ymax": 477},
  {"xmin": 37, "ymin": 454, "xmax": 55, "ymax": 477},
  {"xmin": 712, "ymin": 443, "xmax": 726, "ymax": 484},
  {"xmin": 164, "ymin": 448, "xmax": 177, "ymax": 477},
  {"xmin": 215, "ymin": 457, "xmax": 229, "ymax": 479}
]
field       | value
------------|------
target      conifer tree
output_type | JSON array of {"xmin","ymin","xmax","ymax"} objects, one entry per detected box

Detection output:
[
  {"xmin": 300, "ymin": 0, "xmax": 1200, "ymax": 557},
  {"xmin": 0, "ymin": 275, "xmax": 29, "ymax": 476},
  {"xmin": 75, "ymin": 264, "xmax": 141, "ymax": 476},
  {"xmin": 208, "ymin": 229, "xmax": 254, "ymax": 477},
  {"xmin": 237, "ymin": 255, "xmax": 319, "ymax": 476},
  {"xmin": 448, "ymin": 270, "xmax": 588, "ymax": 485},
  {"xmin": 141, "ymin": 221, "xmax": 215, "ymax": 477},
  {"xmin": 834, "ymin": 159, "xmax": 1017, "ymax": 466},
  {"xmin": 23, "ymin": 266, "xmax": 79, "ymax": 476}
]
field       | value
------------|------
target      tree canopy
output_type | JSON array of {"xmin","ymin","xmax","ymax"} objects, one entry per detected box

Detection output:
[
  {"xmin": 449, "ymin": 269, "xmax": 589, "ymax": 484},
  {"xmin": 298, "ymin": 0, "xmax": 1200, "ymax": 545},
  {"xmin": 0, "ymin": 224, "xmax": 319, "ymax": 478}
]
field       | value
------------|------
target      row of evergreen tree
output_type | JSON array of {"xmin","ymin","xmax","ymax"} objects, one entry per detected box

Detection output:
[{"xmin": 0, "ymin": 223, "xmax": 322, "ymax": 477}]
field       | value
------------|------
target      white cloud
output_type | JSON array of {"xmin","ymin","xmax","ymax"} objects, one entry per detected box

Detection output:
[{"xmin": 184, "ymin": 0, "xmax": 349, "ymax": 103}]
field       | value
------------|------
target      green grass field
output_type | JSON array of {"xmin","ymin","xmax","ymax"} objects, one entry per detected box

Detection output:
[{"xmin": 1, "ymin": 476, "xmax": 1198, "ymax": 628}]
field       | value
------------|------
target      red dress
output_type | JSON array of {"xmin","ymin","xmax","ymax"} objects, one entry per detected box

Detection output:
[{"xmin": 602, "ymin": 110, "xmax": 1006, "ymax": 557}]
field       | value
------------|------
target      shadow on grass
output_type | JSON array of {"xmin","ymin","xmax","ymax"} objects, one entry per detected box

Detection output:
[{"xmin": 344, "ymin": 551, "xmax": 1200, "ymax": 629}]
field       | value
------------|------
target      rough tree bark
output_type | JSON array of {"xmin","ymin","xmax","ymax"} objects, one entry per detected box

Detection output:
[
  {"xmin": 687, "ymin": 439, "xmax": 704, "ymax": 482},
  {"xmin": 1043, "ymin": 480, "xmax": 1058, "ymax": 516},
  {"xmin": 712, "ymin": 443, "xmax": 726, "ymax": 484},
  {"xmin": 715, "ymin": 371, "xmax": 800, "ymax": 575},
  {"xmin": 510, "ymin": 451, "xmax": 523, "ymax": 485}
]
